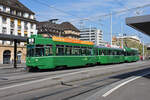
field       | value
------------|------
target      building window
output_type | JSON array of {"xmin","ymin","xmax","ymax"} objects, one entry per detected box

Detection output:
[
  {"xmin": 3, "ymin": 6, "xmax": 6, "ymax": 12},
  {"xmin": 28, "ymin": 14, "xmax": 31, "ymax": 19},
  {"xmin": 24, "ymin": 34, "xmax": 27, "ymax": 37},
  {"xmin": 11, "ymin": 29, "xmax": 14, "ymax": 35},
  {"xmin": 18, "ymin": 41, "xmax": 20, "ymax": 45},
  {"xmin": 18, "ymin": 26, "xmax": 21, "ymax": 31},
  {"xmin": 2, "ymin": 27, "xmax": 7, "ymax": 34},
  {"xmin": 2, "ymin": 40, "xmax": 5, "ymax": 45},
  {"xmin": 18, "ymin": 19, "xmax": 21, "ymax": 25},
  {"xmin": 10, "ymin": 18, "xmax": 15, "ymax": 28},
  {"xmin": 2, "ymin": 17, "xmax": 7, "ymax": 24},
  {"xmin": 18, "ymin": 33, "xmax": 21, "ymax": 36},
  {"xmin": 17, "ymin": 11, "xmax": 21, "ymax": 16},
  {"xmin": 31, "ymin": 23, "xmax": 33, "ymax": 29},
  {"xmin": 31, "ymin": 32, "xmax": 33, "ymax": 35},
  {"xmin": 10, "ymin": 41, "xmax": 13, "ymax": 45},
  {"xmin": 10, "ymin": 9, "xmax": 15, "ymax": 15},
  {"xmin": 24, "ymin": 22, "xmax": 28, "ymax": 30}
]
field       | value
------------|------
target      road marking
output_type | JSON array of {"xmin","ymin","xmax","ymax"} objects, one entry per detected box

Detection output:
[
  {"xmin": 102, "ymin": 71, "xmax": 150, "ymax": 97},
  {"xmin": 0, "ymin": 65, "xmax": 125, "ymax": 91}
]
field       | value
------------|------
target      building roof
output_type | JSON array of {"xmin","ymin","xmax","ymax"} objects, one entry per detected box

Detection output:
[
  {"xmin": 0, "ymin": 0, "xmax": 34, "ymax": 14},
  {"xmin": 60, "ymin": 22, "xmax": 80, "ymax": 32},
  {"xmin": 37, "ymin": 21, "xmax": 80, "ymax": 33},
  {"xmin": 126, "ymin": 15, "xmax": 150, "ymax": 36},
  {"xmin": 116, "ymin": 35, "xmax": 140, "ymax": 41},
  {"xmin": 37, "ymin": 21, "xmax": 63, "ymax": 31}
]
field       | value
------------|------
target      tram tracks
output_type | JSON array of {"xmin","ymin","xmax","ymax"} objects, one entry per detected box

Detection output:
[
  {"xmin": 0, "ymin": 69, "xmax": 85, "ymax": 87},
  {"xmin": 28, "ymin": 66, "xmax": 150, "ymax": 100},
  {"xmin": 0, "ymin": 62, "xmax": 150, "ymax": 100}
]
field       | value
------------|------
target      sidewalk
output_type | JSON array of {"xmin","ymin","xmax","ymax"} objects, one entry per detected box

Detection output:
[{"xmin": 0, "ymin": 63, "xmax": 26, "ymax": 69}]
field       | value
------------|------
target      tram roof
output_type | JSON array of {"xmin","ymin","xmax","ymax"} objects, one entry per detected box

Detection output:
[
  {"xmin": 96, "ymin": 45, "xmax": 124, "ymax": 51},
  {"xmin": 126, "ymin": 15, "xmax": 150, "ymax": 36}
]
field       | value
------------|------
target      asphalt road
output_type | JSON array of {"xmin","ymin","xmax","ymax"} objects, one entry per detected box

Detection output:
[{"xmin": 0, "ymin": 61, "xmax": 150, "ymax": 100}]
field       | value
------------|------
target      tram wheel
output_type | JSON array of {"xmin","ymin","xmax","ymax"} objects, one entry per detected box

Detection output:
[{"xmin": 26, "ymin": 67, "xmax": 34, "ymax": 72}]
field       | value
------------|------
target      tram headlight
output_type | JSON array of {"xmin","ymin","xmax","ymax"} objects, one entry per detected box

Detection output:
[
  {"xmin": 35, "ymin": 59, "xmax": 38, "ymax": 62},
  {"xmin": 28, "ymin": 38, "xmax": 34, "ymax": 44}
]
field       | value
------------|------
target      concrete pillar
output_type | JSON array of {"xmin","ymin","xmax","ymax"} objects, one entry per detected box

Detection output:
[
  {"xmin": 0, "ymin": 16, "xmax": 2, "ymax": 44},
  {"xmin": 14, "ymin": 19, "xmax": 18, "ymax": 36},
  {"xmin": 27, "ymin": 22, "xmax": 31, "ymax": 37},
  {"xmin": 21, "ymin": 21, "xmax": 24, "ymax": 36},
  {"xmin": 33, "ymin": 23, "xmax": 37, "ymax": 35},
  {"xmin": 21, "ymin": 21, "xmax": 24, "ymax": 46},
  {"xmin": 6, "ymin": 17, "xmax": 10, "ymax": 44},
  {"xmin": 0, "ymin": 16, "xmax": 2, "ymax": 33}
]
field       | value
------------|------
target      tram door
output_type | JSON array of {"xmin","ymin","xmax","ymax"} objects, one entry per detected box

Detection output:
[{"xmin": 3, "ymin": 50, "xmax": 11, "ymax": 64}]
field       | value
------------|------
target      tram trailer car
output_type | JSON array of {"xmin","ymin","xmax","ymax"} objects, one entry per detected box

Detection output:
[
  {"xmin": 26, "ymin": 35, "xmax": 139, "ymax": 72},
  {"xmin": 124, "ymin": 47, "xmax": 139, "ymax": 62},
  {"xmin": 96, "ymin": 46, "xmax": 125, "ymax": 64}
]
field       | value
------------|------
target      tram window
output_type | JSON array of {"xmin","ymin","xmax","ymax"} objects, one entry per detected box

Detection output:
[
  {"xmin": 127, "ymin": 52, "xmax": 131, "ymax": 56},
  {"xmin": 103, "ymin": 50, "xmax": 107, "ymax": 55},
  {"xmin": 117, "ymin": 51, "xmax": 120, "ymax": 55},
  {"xmin": 81, "ymin": 48, "xmax": 86, "ymax": 55},
  {"xmin": 75, "ymin": 49, "xmax": 80, "ymax": 55},
  {"xmin": 85, "ymin": 48, "xmax": 91, "ymax": 55},
  {"xmin": 79, "ymin": 49, "xmax": 82, "ymax": 55},
  {"xmin": 99, "ymin": 50, "xmax": 102, "ymax": 55},
  {"xmin": 101, "ymin": 50, "xmax": 104, "ymax": 55},
  {"xmin": 89, "ymin": 49, "xmax": 93, "ymax": 55},
  {"xmin": 35, "ymin": 47, "xmax": 44, "ymax": 57},
  {"xmin": 27, "ymin": 47, "xmax": 34, "ymax": 57},
  {"xmin": 108, "ymin": 50, "xmax": 111, "ymax": 55},
  {"xmin": 65, "ymin": 47, "xmax": 72, "ymax": 55},
  {"xmin": 72, "ymin": 47, "xmax": 80, "ymax": 55},
  {"xmin": 56, "ymin": 48, "xmax": 64, "ymax": 55},
  {"xmin": 110, "ymin": 50, "xmax": 113, "ymax": 55},
  {"xmin": 45, "ymin": 46, "xmax": 53, "ymax": 56},
  {"xmin": 56, "ymin": 45, "xmax": 64, "ymax": 55},
  {"xmin": 114, "ymin": 51, "xmax": 117, "ymax": 55},
  {"xmin": 95, "ymin": 49, "xmax": 98, "ymax": 55},
  {"xmin": 122, "ymin": 51, "xmax": 124, "ymax": 56},
  {"xmin": 116, "ymin": 51, "xmax": 118, "ymax": 55}
]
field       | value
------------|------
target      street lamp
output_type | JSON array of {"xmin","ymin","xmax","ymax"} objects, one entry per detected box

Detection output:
[
  {"xmin": 139, "ymin": 35, "xmax": 145, "ymax": 60},
  {"xmin": 143, "ymin": 40, "xmax": 145, "ymax": 60},
  {"xmin": 110, "ymin": 12, "xmax": 112, "ymax": 46},
  {"xmin": 121, "ymin": 23, "xmax": 123, "ymax": 48}
]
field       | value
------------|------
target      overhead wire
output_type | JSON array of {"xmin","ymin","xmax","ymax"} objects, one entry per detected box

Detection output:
[{"xmin": 30, "ymin": 0, "xmax": 150, "ymax": 24}]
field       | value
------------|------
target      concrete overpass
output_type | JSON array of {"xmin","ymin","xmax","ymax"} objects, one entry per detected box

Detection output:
[{"xmin": 126, "ymin": 15, "xmax": 150, "ymax": 36}]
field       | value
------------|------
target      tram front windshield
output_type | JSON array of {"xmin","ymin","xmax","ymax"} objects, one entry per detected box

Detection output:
[{"xmin": 27, "ymin": 45, "xmax": 44, "ymax": 57}]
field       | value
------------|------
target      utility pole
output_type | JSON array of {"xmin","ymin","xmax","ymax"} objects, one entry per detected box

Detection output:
[
  {"xmin": 110, "ymin": 12, "xmax": 112, "ymax": 46},
  {"xmin": 89, "ymin": 25, "xmax": 92, "ymax": 41},
  {"xmin": 79, "ymin": 20, "xmax": 83, "ymax": 30},
  {"xmin": 143, "ymin": 41, "xmax": 145, "ymax": 60},
  {"xmin": 121, "ymin": 23, "xmax": 123, "ymax": 48}
]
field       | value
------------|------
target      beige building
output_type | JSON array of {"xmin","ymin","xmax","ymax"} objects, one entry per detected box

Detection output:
[
  {"xmin": 0, "ymin": 0, "xmax": 37, "ymax": 64},
  {"xmin": 112, "ymin": 35, "xmax": 141, "ymax": 46}
]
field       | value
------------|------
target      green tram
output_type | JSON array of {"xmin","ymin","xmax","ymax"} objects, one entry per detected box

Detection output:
[
  {"xmin": 124, "ymin": 47, "xmax": 140, "ymax": 62},
  {"xmin": 26, "ymin": 35, "xmax": 139, "ymax": 72}
]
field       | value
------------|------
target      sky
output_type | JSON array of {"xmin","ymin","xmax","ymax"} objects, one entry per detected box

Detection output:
[{"xmin": 20, "ymin": 0, "xmax": 150, "ymax": 44}]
